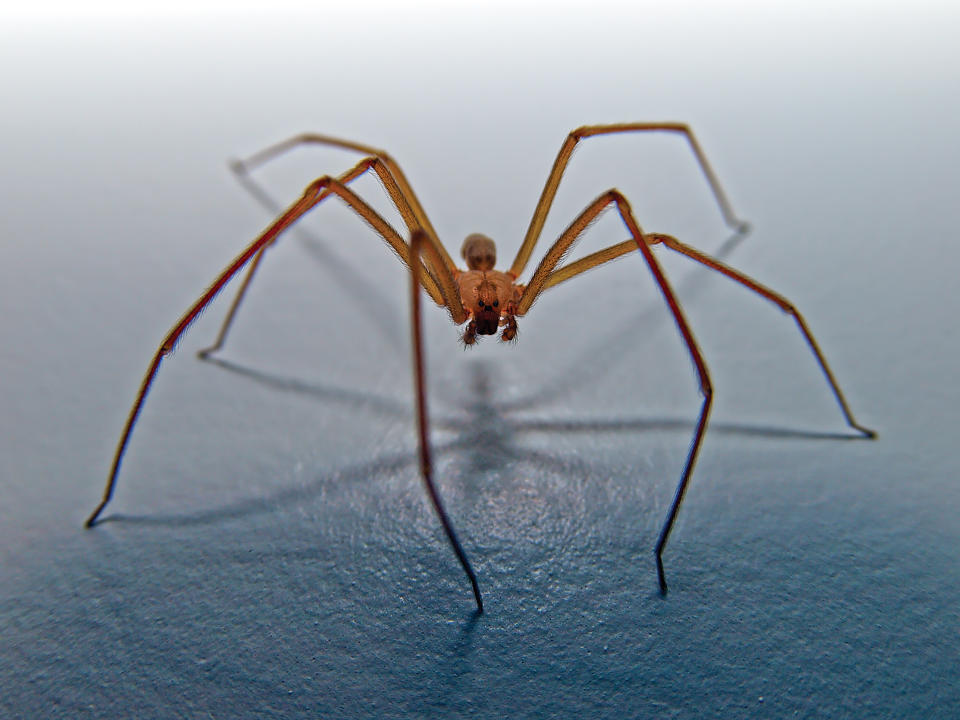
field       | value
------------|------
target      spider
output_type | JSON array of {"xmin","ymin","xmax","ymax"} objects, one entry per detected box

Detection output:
[{"xmin": 85, "ymin": 124, "xmax": 875, "ymax": 613}]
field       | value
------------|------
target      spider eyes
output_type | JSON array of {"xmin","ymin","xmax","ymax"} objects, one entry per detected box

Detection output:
[{"xmin": 478, "ymin": 300, "xmax": 500, "ymax": 309}]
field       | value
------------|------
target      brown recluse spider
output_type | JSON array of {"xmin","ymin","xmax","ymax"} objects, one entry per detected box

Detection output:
[{"xmin": 85, "ymin": 124, "xmax": 875, "ymax": 613}]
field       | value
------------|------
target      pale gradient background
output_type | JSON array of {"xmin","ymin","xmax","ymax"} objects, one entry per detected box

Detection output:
[{"xmin": 2, "ymin": 2, "xmax": 959, "ymax": 718}]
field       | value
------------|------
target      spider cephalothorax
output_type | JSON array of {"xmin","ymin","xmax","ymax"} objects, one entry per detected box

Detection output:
[{"xmin": 457, "ymin": 234, "xmax": 521, "ymax": 345}]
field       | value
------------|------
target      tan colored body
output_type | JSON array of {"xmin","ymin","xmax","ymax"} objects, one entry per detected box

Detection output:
[{"xmin": 455, "ymin": 233, "xmax": 522, "ymax": 343}]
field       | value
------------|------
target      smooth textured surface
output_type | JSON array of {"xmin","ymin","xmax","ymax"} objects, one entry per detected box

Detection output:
[{"xmin": 2, "ymin": 4, "xmax": 959, "ymax": 718}]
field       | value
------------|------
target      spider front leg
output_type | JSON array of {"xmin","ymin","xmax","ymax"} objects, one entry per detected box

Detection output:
[
  {"xmin": 517, "ymin": 190, "xmax": 713, "ymax": 594},
  {"xmin": 410, "ymin": 230, "xmax": 483, "ymax": 612}
]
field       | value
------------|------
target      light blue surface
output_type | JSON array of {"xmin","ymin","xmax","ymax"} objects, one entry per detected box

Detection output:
[{"xmin": 2, "ymin": 5, "xmax": 959, "ymax": 718}]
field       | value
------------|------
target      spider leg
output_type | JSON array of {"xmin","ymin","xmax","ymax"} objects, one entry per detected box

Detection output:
[
  {"xmin": 519, "ymin": 191, "xmax": 875, "ymax": 591},
  {"xmin": 534, "ymin": 229, "xmax": 875, "ymax": 438},
  {"xmin": 236, "ymin": 133, "xmax": 455, "ymax": 274},
  {"xmin": 648, "ymin": 233, "xmax": 876, "ymax": 438},
  {"xmin": 199, "ymin": 159, "xmax": 376, "ymax": 357},
  {"xmin": 510, "ymin": 123, "xmax": 750, "ymax": 279},
  {"xmin": 86, "ymin": 182, "xmax": 324, "ymax": 527},
  {"xmin": 200, "ymin": 142, "xmax": 451, "ymax": 357},
  {"xmin": 86, "ymin": 172, "xmax": 465, "ymax": 528},
  {"xmin": 410, "ymin": 229, "xmax": 483, "ymax": 613},
  {"xmin": 516, "ymin": 190, "xmax": 713, "ymax": 594}
]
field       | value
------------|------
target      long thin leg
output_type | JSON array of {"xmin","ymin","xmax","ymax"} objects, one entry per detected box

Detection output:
[
  {"xmin": 518, "ymin": 189, "xmax": 714, "ymax": 594},
  {"xmin": 86, "ymin": 172, "xmax": 465, "ymax": 527},
  {"xmin": 501, "ymin": 229, "xmax": 750, "ymax": 413},
  {"xmin": 199, "ymin": 151, "xmax": 451, "ymax": 357},
  {"xmin": 198, "ymin": 160, "xmax": 371, "ymax": 357},
  {"xmin": 510, "ymin": 123, "xmax": 750, "ymax": 279},
  {"xmin": 237, "ymin": 133, "xmax": 457, "ymax": 275},
  {"xmin": 539, "ymin": 238, "xmax": 636, "ymax": 291},
  {"xmin": 410, "ymin": 229, "xmax": 483, "ymax": 612},
  {"xmin": 516, "ymin": 193, "xmax": 624, "ymax": 316},
  {"xmin": 86, "ymin": 185, "xmax": 323, "ymax": 527},
  {"xmin": 527, "ymin": 232, "xmax": 874, "ymax": 438},
  {"xmin": 648, "ymin": 233, "xmax": 876, "ymax": 438}
]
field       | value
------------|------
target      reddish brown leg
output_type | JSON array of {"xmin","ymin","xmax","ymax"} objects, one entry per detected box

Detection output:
[
  {"xmin": 528, "ymin": 228, "xmax": 874, "ymax": 439},
  {"xmin": 86, "ymin": 171, "xmax": 462, "ymax": 528},
  {"xmin": 517, "ymin": 190, "xmax": 714, "ymax": 594},
  {"xmin": 410, "ymin": 230, "xmax": 484, "ymax": 612},
  {"xmin": 198, "ymin": 153, "xmax": 454, "ymax": 358},
  {"xmin": 85, "ymin": 185, "xmax": 323, "ymax": 527},
  {"xmin": 235, "ymin": 133, "xmax": 456, "ymax": 275},
  {"xmin": 646, "ymin": 233, "xmax": 876, "ymax": 438},
  {"xmin": 510, "ymin": 123, "xmax": 750, "ymax": 279}
]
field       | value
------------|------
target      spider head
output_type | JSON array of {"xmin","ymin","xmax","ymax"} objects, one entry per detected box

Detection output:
[{"xmin": 461, "ymin": 233, "xmax": 497, "ymax": 271}]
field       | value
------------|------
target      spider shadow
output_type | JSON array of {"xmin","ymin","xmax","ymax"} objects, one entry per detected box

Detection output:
[
  {"xmin": 101, "ymin": 348, "xmax": 862, "ymax": 533},
  {"xmin": 101, "ymin": 220, "xmax": 865, "ymax": 533}
]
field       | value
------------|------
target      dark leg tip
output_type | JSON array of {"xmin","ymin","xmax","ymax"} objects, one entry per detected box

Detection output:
[
  {"xmin": 85, "ymin": 498, "xmax": 109, "ymax": 528},
  {"xmin": 471, "ymin": 581, "xmax": 484, "ymax": 614},
  {"xmin": 655, "ymin": 552, "xmax": 668, "ymax": 595}
]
